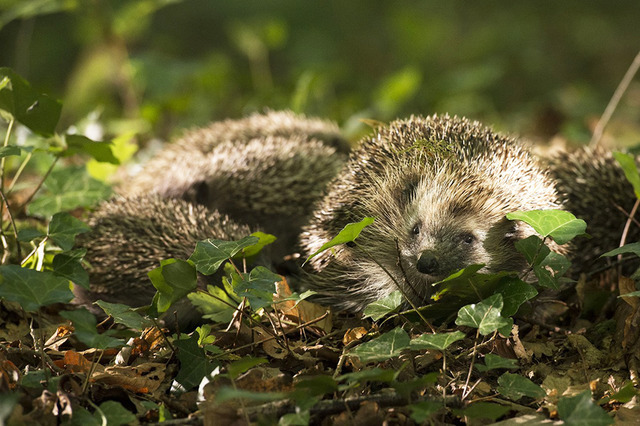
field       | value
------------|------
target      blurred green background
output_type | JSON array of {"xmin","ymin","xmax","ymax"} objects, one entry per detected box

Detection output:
[{"xmin": 1, "ymin": 0, "xmax": 639, "ymax": 145}]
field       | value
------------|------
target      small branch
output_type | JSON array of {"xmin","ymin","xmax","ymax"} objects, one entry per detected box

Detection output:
[
  {"xmin": 17, "ymin": 155, "xmax": 59, "ymax": 212},
  {"xmin": 589, "ymin": 50, "xmax": 640, "ymax": 148},
  {"xmin": 618, "ymin": 198, "xmax": 640, "ymax": 278},
  {"xmin": 0, "ymin": 188, "xmax": 21, "ymax": 260}
]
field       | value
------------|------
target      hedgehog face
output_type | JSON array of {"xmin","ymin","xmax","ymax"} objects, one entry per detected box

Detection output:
[{"xmin": 393, "ymin": 176, "xmax": 526, "ymax": 301}]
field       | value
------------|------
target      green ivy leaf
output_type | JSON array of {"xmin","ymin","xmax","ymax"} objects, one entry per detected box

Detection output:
[
  {"xmin": 475, "ymin": 353, "xmax": 519, "ymax": 372},
  {"xmin": 350, "ymin": 327, "xmax": 410, "ymax": 362},
  {"xmin": 174, "ymin": 334, "xmax": 217, "ymax": 390},
  {"xmin": 602, "ymin": 242, "xmax": 640, "ymax": 258},
  {"xmin": 295, "ymin": 375, "xmax": 339, "ymax": 396},
  {"xmin": 0, "ymin": 67, "xmax": 61, "ymax": 136},
  {"xmin": 613, "ymin": 152, "xmax": 640, "ymax": 199},
  {"xmin": 227, "ymin": 357, "xmax": 268, "ymax": 380},
  {"xmin": 557, "ymin": 390, "xmax": 613, "ymax": 426},
  {"xmin": 189, "ymin": 236, "xmax": 259, "ymax": 275},
  {"xmin": 234, "ymin": 266, "xmax": 280, "ymax": 310},
  {"xmin": 459, "ymin": 402, "xmax": 511, "ymax": 420},
  {"xmin": 94, "ymin": 300, "xmax": 154, "ymax": 330},
  {"xmin": 60, "ymin": 308, "xmax": 124, "ymax": 350},
  {"xmin": 337, "ymin": 367, "xmax": 397, "ymax": 384},
  {"xmin": 148, "ymin": 259, "xmax": 197, "ymax": 314},
  {"xmin": 495, "ymin": 277, "xmax": 537, "ymax": 317},
  {"xmin": 514, "ymin": 235, "xmax": 549, "ymax": 266},
  {"xmin": 408, "ymin": 401, "xmax": 441, "ymax": 423},
  {"xmin": 214, "ymin": 387, "xmax": 287, "ymax": 404},
  {"xmin": 304, "ymin": 217, "xmax": 375, "ymax": 264},
  {"xmin": 47, "ymin": 212, "xmax": 90, "ymax": 251},
  {"xmin": 62, "ymin": 134, "xmax": 119, "ymax": 164},
  {"xmin": 27, "ymin": 166, "xmax": 112, "ymax": 217},
  {"xmin": 52, "ymin": 250, "xmax": 89, "ymax": 289},
  {"xmin": 455, "ymin": 294, "xmax": 512, "ymax": 336},
  {"xmin": 497, "ymin": 372, "xmax": 546, "ymax": 401},
  {"xmin": 94, "ymin": 401, "xmax": 137, "ymax": 426},
  {"xmin": 0, "ymin": 265, "xmax": 73, "ymax": 311},
  {"xmin": 506, "ymin": 210, "xmax": 587, "ymax": 245},
  {"xmin": 0, "ymin": 145, "xmax": 20, "ymax": 158},
  {"xmin": 410, "ymin": 331, "xmax": 466, "ymax": 351},
  {"xmin": 362, "ymin": 291, "xmax": 403, "ymax": 320},
  {"xmin": 17, "ymin": 228, "xmax": 45, "ymax": 242},
  {"xmin": 239, "ymin": 231, "xmax": 277, "ymax": 260},
  {"xmin": 188, "ymin": 283, "xmax": 239, "ymax": 323}
]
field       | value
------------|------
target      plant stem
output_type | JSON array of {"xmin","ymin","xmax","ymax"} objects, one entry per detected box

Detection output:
[
  {"xmin": 0, "ymin": 117, "xmax": 15, "ymax": 233},
  {"xmin": 589, "ymin": 50, "xmax": 640, "ymax": 148},
  {"xmin": 7, "ymin": 151, "xmax": 32, "ymax": 193},
  {"xmin": 17, "ymin": 155, "xmax": 59, "ymax": 212},
  {"xmin": 0, "ymin": 188, "xmax": 21, "ymax": 261}
]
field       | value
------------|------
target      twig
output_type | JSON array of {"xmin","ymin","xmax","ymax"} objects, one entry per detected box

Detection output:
[
  {"xmin": 0, "ymin": 117, "xmax": 15, "ymax": 233},
  {"xmin": 590, "ymin": 50, "xmax": 640, "ymax": 148},
  {"xmin": 618, "ymin": 198, "xmax": 640, "ymax": 278},
  {"xmin": 0, "ymin": 188, "xmax": 21, "ymax": 260},
  {"xmin": 17, "ymin": 155, "xmax": 59, "ymax": 212}
]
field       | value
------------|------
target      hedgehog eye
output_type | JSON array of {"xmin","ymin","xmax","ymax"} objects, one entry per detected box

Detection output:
[
  {"xmin": 412, "ymin": 224, "xmax": 421, "ymax": 236},
  {"xmin": 462, "ymin": 233, "xmax": 475, "ymax": 244}
]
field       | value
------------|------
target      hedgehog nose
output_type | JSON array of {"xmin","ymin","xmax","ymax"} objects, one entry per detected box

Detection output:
[{"xmin": 417, "ymin": 251, "xmax": 439, "ymax": 275}]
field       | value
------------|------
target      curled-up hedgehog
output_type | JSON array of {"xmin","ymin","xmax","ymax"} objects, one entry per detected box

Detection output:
[
  {"xmin": 548, "ymin": 146, "xmax": 639, "ymax": 274},
  {"xmin": 75, "ymin": 195, "xmax": 252, "ymax": 327},
  {"xmin": 300, "ymin": 114, "xmax": 563, "ymax": 311},
  {"xmin": 123, "ymin": 111, "xmax": 349, "ymax": 258}
]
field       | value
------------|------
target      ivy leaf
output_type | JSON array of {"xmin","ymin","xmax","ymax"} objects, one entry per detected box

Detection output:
[
  {"xmin": 0, "ymin": 145, "xmax": 20, "ymax": 158},
  {"xmin": 0, "ymin": 67, "xmax": 61, "ymax": 136},
  {"xmin": 188, "ymin": 282, "xmax": 239, "ymax": 324},
  {"xmin": 239, "ymin": 232, "xmax": 277, "ymax": 260},
  {"xmin": 557, "ymin": 390, "xmax": 613, "ymax": 426},
  {"xmin": 227, "ymin": 357, "xmax": 268, "ymax": 380},
  {"xmin": 410, "ymin": 331, "xmax": 466, "ymax": 351},
  {"xmin": 495, "ymin": 277, "xmax": 537, "ymax": 317},
  {"xmin": 94, "ymin": 300, "xmax": 154, "ymax": 331},
  {"xmin": 189, "ymin": 236, "xmax": 259, "ymax": 275},
  {"xmin": 602, "ymin": 242, "xmax": 640, "ymax": 258},
  {"xmin": 458, "ymin": 402, "xmax": 511, "ymax": 420},
  {"xmin": 27, "ymin": 166, "xmax": 112, "ymax": 217},
  {"xmin": 506, "ymin": 210, "xmax": 587, "ymax": 245},
  {"xmin": 148, "ymin": 259, "xmax": 197, "ymax": 314},
  {"xmin": 52, "ymin": 250, "xmax": 89, "ymax": 289},
  {"xmin": 174, "ymin": 334, "xmax": 217, "ymax": 390},
  {"xmin": 47, "ymin": 212, "xmax": 90, "ymax": 251},
  {"xmin": 337, "ymin": 368, "xmax": 397, "ymax": 384},
  {"xmin": 304, "ymin": 217, "xmax": 375, "ymax": 264},
  {"xmin": 214, "ymin": 387, "xmax": 287, "ymax": 404},
  {"xmin": 0, "ymin": 265, "xmax": 73, "ymax": 311},
  {"xmin": 613, "ymin": 152, "xmax": 640, "ymax": 199},
  {"xmin": 62, "ymin": 134, "xmax": 119, "ymax": 164},
  {"xmin": 60, "ymin": 308, "xmax": 124, "ymax": 350},
  {"xmin": 496, "ymin": 372, "xmax": 546, "ymax": 401},
  {"xmin": 234, "ymin": 266, "xmax": 281, "ymax": 310},
  {"xmin": 476, "ymin": 353, "xmax": 519, "ymax": 372},
  {"xmin": 350, "ymin": 327, "xmax": 410, "ymax": 362},
  {"xmin": 17, "ymin": 228, "xmax": 45, "ymax": 242},
  {"xmin": 363, "ymin": 291, "xmax": 403, "ymax": 320},
  {"xmin": 514, "ymin": 235, "xmax": 549, "ymax": 266},
  {"xmin": 93, "ymin": 401, "xmax": 137, "ymax": 426},
  {"xmin": 455, "ymin": 294, "xmax": 512, "ymax": 336},
  {"xmin": 408, "ymin": 401, "xmax": 441, "ymax": 423}
]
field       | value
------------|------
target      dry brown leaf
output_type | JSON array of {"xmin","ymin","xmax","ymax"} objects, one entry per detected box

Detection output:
[
  {"xmin": 92, "ymin": 362, "xmax": 166, "ymax": 393},
  {"xmin": 0, "ymin": 359, "xmax": 20, "ymax": 391},
  {"xmin": 343, "ymin": 327, "xmax": 368, "ymax": 345},
  {"xmin": 55, "ymin": 350, "xmax": 95, "ymax": 374}
]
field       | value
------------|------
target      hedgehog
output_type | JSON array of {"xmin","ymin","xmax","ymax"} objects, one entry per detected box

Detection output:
[
  {"xmin": 122, "ymin": 111, "xmax": 349, "ymax": 259},
  {"xmin": 300, "ymin": 114, "xmax": 563, "ymax": 311},
  {"xmin": 75, "ymin": 195, "xmax": 253, "ymax": 327},
  {"xmin": 547, "ymin": 146, "xmax": 639, "ymax": 274}
]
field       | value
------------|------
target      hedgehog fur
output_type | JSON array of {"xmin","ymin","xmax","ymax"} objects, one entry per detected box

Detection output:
[
  {"xmin": 548, "ymin": 146, "xmax": 638, "ymax": 274},
  {"xmin": 75, "ymin": 195, "xmax": 252, "ymax": 327},
  {"xmin": 123, "ymin": 111, "xmax": 349, "ymax": 258},
  {"xmin": 300, "ymin": 114, "xmax": 563, "ymax": 311}
]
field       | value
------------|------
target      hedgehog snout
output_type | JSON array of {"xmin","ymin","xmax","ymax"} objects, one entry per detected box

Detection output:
[{"xmin": 416, "ymin": 250, "xmax": 440, "ymax": 275}]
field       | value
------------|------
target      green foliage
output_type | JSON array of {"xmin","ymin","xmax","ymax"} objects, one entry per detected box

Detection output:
[
  {"xmin": 173, "ymin": 334, "xmax": 217, "ymax": 390},
  {"xmin": 189, "ymin": 235, "xmax": 260, "ymax": 275},
  {"xmin": 362, "ymin": 291, "xmax": 402, "ymax": 320},
  {"xmin": 497, "ymin": 372, "xmax": 546, "ymax": 401},
  {"xmin": 350, "ymin": 327, "xmax": 410, "ymax": 362},
  {"xmin": 95, "ymin": 300, "xmax": 154, "ymax": 330},
  {"xmin": 227, "ymin": 357, "xmax": 268, "ymax": 379},
  {"xmin": 27, "ymin": 166, "xmax": 112, "ymax": 217},
  {"xmin": 0, "ymin": 265, "xmax": 73, "ymax": 311},
  {"xmin": 456, "ymin": 293, "xmax": 513, "ymax": 336},
  {"xmin": 148, "ymin": 258, "xmax": 197, "ymax": 315},
  {"xmin": 60, "ymin": 308, "xmax": 124, "ymax": 350},
  {"xmin": 613, "ymin": 152, "xmax": 640, "ymax": 199},
  {"xmin": 408, "ymin": 401, "xmax": 441, "ymax": 423},
  {"xmin": 475, "ymin": 353, "xmax": 519, "ymax": 372},
  {"xmin": 304, "ymin": 217, "xmax": 375, "ymax": 264},
  {"xmin": 458, "ymin": 402, "xmax": 511, "ymax": 421},
  {"xmin": 47, "ymin": 212, "xmax": 91, "ymax": 251},
  {"xmin": 557, "ymin": 391, "xmax": 613, "ymax": 426},
  {"xmin": 410, "ymin": 331, "xmax": 466, "ymax": 351},
  {"xmin": 506, "ymin": 210, "xmax": 587, "ymax": 245}
]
